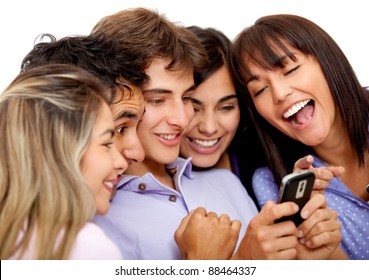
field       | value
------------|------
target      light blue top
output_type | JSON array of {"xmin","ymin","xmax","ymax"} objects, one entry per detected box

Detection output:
[
  {"xmin": 252, "ymin": 155, "xmax": 369, "ymax": 260},
  {"xmin": 94, "ymin": 157, "xmax": 258, "ymax": 260}
]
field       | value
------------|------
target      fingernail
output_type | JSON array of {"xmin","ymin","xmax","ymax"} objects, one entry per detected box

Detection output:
[
  {"xmin": 298, "ymin": 230, "xmax": 304, "ymax": 238},
  {"xmin": 301, "ymin": 210, "xmax": 309, "ymax": 219},
  {"xmin": 307, "ymin": 155, "xmax": 313, "ymax": 163},
  {"xmin": 299, "ymin": 238, "xmax": 305, "ymax": 244}
]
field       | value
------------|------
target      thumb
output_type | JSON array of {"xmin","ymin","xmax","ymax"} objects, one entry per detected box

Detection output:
[{"xmin": 293, "ymin": 155, "xmax": 314, "ymax": 171}]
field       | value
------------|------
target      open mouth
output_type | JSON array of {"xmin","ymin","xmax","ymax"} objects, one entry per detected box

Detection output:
[
  {"xmin": 283, "ymin": 99, "xmax": 314, "ymax": 126},
  {"xmin": 104, "ymin": 181, "xmax": 114, "ymax": 193}
]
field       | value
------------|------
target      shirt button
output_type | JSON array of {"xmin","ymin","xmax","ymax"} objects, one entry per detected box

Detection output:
[
  {"xmin": 138, "ymin": 183, "xmax": 146, "ymax": 191},
  {"xmin": 168, "ymin": 195, "xmax": 177, "ymax": 202}
]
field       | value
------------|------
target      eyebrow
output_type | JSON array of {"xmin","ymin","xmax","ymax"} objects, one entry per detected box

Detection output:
[
  {"xmin": 142, "ymin": 85, "xmax": 195, "ymax": 95},
  {"xmin": 191, "ymin": 94, "xmax": 238, "ymax": 106},
  {"xmin": 114, "ymin": 110, "xmax": 139, "ymax": 121},
  {"xmin": 100, "ymin": 128, "xmax": 115, "ymax": 138},
  {"xmin": 246, "ymin": 75, "xmax": 259, "ymax": 85},
  {"xmin": 246, "ymin": 54, "xmax": 291, "ymax": 85}
]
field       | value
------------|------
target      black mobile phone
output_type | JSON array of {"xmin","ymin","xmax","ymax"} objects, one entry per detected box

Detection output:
[{"xmin": 275, "ymin": 170, "xmax": 315, "ymax": 226}]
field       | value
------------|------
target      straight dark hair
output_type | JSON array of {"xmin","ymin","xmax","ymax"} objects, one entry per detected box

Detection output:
[{"xmin": 232, "ymin": 14, "xmax": 369, "ymax": 184}]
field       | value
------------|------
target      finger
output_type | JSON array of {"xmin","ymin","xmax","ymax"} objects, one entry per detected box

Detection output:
[
  {"xmin": 293, "ymin": 155, "xmax": 314, "ymax": 171},
  {"xmin": 219, "ymin": 213, "xmax": 231, "ymax": 225},
  {"xmin": 311, "ymin": 167, "xmax": 336, "ymax": 191},
  {"xmin": 192, "ymin": 207, "xmax": 207, "ymax": 216},
  {"xmin": 302, "ymin": 224, "xmax": 342, "ymax": 249},
  {"xmin": 175, "ymin": 207, "xmax": 206, "ymax": 238},
  {"xmin": 314, "ymin": 167, "xmax": 334, "ymax": 182},
  {"xmin": 327, "ymin": 166, "xmax": 345, "ymax": 177},
  {"xmin": 259, "ymin": 200, "xmax": 299, "ymax": 225},
  {"xmin": 299, "ymin": 193, "xmax": 326, "ymax": 220},
  {"xmin": 313, "ymin": 178, "xmax": 330, "ymax": 191},
  {"xmin": 299, "ymin": 209, "xmax": 338, "ymax": 240},
  {"xmin": 230, "ymin": 219, "xmax": 242, "ymax": 235},
  {"xmin": 206, "ymin": 211, "xmax": 219, "ymax": 219}
]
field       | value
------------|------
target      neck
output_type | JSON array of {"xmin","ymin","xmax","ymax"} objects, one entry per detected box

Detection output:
[{"xmin": 314, "ymin": 133, "xmax": 369, "ymax": 201}]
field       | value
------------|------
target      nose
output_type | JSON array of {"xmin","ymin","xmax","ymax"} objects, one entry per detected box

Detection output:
[
  {"xmin": 112, "ymin": 144, "xmax": 128, "ymax": 173},
  {"xmin": 270, "ymin": 79, "xmax": 293, "ymax": 103},
  {"xmin": 198, "ymin": 110, "xmax": 218, "ymax": 135},
  {"xmin": 122, "ymin": 133, "xmax": 145, "ymax": 163},
  {"xmin": 167, "ymin": 102, "xmax": 192, "ymax": 129}
]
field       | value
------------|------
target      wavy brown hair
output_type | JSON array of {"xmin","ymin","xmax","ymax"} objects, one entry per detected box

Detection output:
[{"xmin": 91, "ymin": 7, "xmax": 208, "ymax": 84}]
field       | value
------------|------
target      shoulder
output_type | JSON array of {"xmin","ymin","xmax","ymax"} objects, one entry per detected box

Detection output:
[
  {"xmin": 252, "ymin": 167, "xmax": 275, "ymax": 182},
  {"xmin": 252, "ymin": 167, "xmax": 279, "ymax": 208},
  {"xmin": 68, "ymin": 222, "xmax": 122, "ymax": 260}
]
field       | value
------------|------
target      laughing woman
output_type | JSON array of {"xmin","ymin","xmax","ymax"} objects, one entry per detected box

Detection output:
[{"xmin": 232, "ymin": 14, "xmax": 369, "ymax": 259}]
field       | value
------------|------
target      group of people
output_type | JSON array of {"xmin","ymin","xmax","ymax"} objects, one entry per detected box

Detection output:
[{"xmin": 0, "ymin": 7, "xmax": 368, "ymax": 260}]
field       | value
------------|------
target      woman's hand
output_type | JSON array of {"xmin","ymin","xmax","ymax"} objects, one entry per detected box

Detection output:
[
  {"xmin": 295, "ymin": 194, "xmax": 343, "ymax": 259},
  {"xmin": 293, "ymin": 155, "xmax": 345, "ymax": 194}
]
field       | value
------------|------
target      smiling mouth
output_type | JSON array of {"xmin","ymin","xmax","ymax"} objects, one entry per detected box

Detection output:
[
  {"xmin": 104, "ymin": 181, "xmax": 114, "ymax": 193},
  {"xmin": 189, "ymin": 138, "xmax": 219, "ymax": 148},
  {"xmin": 283, "ymin": 99, "xmax": 314, "ymax": 126},
  {"xmin": 159, "ymin": 134, "xmax": 177, "ymax": 140}
]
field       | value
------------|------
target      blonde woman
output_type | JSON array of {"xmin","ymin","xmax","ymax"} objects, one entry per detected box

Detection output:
[{"xmin": 0, "ymin": 64, "xmax": 126, "ymax": 259}]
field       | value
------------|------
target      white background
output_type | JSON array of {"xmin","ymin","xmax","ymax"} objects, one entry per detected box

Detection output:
[{"xmin": 0, "ymin": 0, "xmax": 368, "ymax": 92}]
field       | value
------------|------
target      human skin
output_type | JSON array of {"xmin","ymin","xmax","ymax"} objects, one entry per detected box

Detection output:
[
  {"xmin": 81, "ymin": 102, "xmax": 126, "ymax": 215},
  {"xmin": 110, "ymin": 86, "xmax": 145, "ymax": 164},
  {"xmin": 125, "ymin": 58, "xmax": 195, "ymax": 185},
  {"xmin": 246, "ymin": 50, "xmax": 336, "ymax": 148},
  {"xmin": 180, "ymin": 65, "xmax": 240, "ymax": 169}
]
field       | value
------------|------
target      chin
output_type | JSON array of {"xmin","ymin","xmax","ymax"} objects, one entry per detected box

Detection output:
[
  {"xmin": 192, "ymin": 158, "xmax": 217, "ymax": 169},
  {"xmin": 96, "ymin": 205, "xmax": 109, "ymax": 216}
]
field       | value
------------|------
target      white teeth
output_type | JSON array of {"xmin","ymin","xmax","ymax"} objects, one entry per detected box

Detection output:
[
  {"xmin": 283, "ymin": 100, "xmax": 310, "ymax": 119},
  {"xmin": 159, "ymin": 134, "xmax": 176, "ymax": 140},
  {"xmin": 192, "ymin": 138, "xmax": 218, "ymax": 147},
  {"xmin": 104, "ymin": 181, "xmax": 113, "ymax": 190}
]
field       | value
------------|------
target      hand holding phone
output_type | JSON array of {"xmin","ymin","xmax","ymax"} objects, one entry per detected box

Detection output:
[{"xmin": 275, "ymin": 170, "xmax": 315, "ymax": 226}]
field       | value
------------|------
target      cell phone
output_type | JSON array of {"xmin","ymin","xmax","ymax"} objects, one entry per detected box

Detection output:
[{"xmin": 275, "ymin": 170, "xmax": 315, "ymax": 226}]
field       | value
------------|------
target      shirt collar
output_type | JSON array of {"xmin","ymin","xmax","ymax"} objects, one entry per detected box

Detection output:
[{"xmin": 117, "ymin": 157, "xmax": 195, "ymax": 189}]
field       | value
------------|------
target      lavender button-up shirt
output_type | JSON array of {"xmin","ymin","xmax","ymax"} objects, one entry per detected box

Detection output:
[{"xmin": 94, "ymin": 157, "xmax": 258, "ymax": 260}]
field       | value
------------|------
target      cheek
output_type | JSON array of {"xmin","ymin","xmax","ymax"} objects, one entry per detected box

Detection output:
[
  {"xmin": 253, "ymin": 97, "xmax": 275, "ymax": 123},
  {"xmin": 114, "ymin": 136, "xmax": 124, "ymax": 154},
  {"xmin": 185, "ymin": 104, "xmax": 195, "ymax": 121},
  {"xmin": 184, "ymin": 115, "xmax": 199, "ymax": 132},
  {"xmin": 81, "ymin": 150, "xmax": 96, "ymax": 189},
  {"xmin": 228, "ymin": 111, "xmax": 240, "ymax": 131}
]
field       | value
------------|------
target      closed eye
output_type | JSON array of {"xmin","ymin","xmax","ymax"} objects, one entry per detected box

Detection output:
[
  {"xmin": 103, "ymin": 141, "xmax": 114, "ymax": 149},
  {"xmin": 220, "ymin": 105, "xmax": 236, "ymax": 112},
  {"xmin": 285, "ymin": 66, "xmax": 299, "ymax": 75},
  {"xmin": 254, "ymin": 86, "xmax": 268, "ymax": 97}
]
